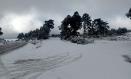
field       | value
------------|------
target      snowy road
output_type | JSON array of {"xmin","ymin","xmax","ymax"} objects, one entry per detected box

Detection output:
[
  {"xmin": 0, "ymin": 38, "xmax": 131, "ymax": 79},
  {"xmin": 0, "ymin": 41, "xmax": 27, "ymax": 79}
]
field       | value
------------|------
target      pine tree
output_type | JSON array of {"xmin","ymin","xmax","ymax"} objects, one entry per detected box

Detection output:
[
  {"xmin": 117, "ymin": 27, "xmax": 127, "ymax": 35},
  {"xmin": 38, "ymin": 19, "xmax": 54, "ymax": 39},
  {"xmin": 126, "ymin": 8, "xmax": 131, "ymax": 19},
  {"xmin": 82, "ymin": 13, "xmax": 91, "ymax": 37},
  {"xmin": 93, "ymin": 18, "xmax": 109, "ymax": 36},
  {"xmin": 0, "ymin": 27, "xmax": 3, "ymax": 36},
  {"xmin": 60, "ymin": 15, "xmax": 72, "ymax": 39},
  {"xmin": 70, "ymin": 11, "xmax": 82, "ymax": 36},
  {"xmin": 17, "ymin": 33, "xmax": 25, "ymax": 40}
]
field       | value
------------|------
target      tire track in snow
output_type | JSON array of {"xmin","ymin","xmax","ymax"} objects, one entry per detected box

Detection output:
[{"xmin": 0, "ymin": 53, "xmax": 82, "ymax": 79}]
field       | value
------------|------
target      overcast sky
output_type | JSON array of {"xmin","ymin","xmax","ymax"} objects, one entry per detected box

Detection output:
[{"xmin": 0, "ymin": 0, "xmax": 131, "ymax": 38}]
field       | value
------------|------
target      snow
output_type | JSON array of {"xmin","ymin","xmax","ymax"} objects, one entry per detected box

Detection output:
[{"xmin": 0, "ymin": 34, "xmax": 131, "ymax": 79}]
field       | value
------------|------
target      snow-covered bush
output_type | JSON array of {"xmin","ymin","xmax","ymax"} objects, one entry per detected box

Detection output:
[
  {"xmin": 108, "ymin": 36, "xmax": 130, "ymax": 41},
  {"xmin": 117, "ymin": 36, "xmax": 130, "ymax": 41},
  {"xmin": 0, "ymin": 38, "xmax": 6, "ymax": 46},
  {"xmin": 29, "ymin": 39, "xmax": 39, "ymax": 45},
  {"xmin": 69, "ymin": 36, "xmax": 94, "ymax": 44},
  {"xmin": 108, "ymin": 37, "xmax": 117, "ymax": 41},
  {"xmin": 123, "ymin": 55, "xmax": 131, "ymax": 63}
]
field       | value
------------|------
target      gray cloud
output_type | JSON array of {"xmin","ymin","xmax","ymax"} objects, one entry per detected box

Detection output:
[{"xmin": 0, "ymin": 0, "xmax": 131, "ymax": 38}]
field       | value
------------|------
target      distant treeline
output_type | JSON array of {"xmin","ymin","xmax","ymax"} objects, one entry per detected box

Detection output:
[
  {"xmin": 16, "ymin": 11, "xmax": 130, "ymax": 40},
  {"xmin": 17, "ymin": 19, "xmax": 54, "ymax": 40}
]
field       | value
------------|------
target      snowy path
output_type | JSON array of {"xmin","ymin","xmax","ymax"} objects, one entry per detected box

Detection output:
[
  {"xmin": 0, "ymin": 38, "xmax": 131, "ymax": 79},
  {"xmin": 0, "ymin": 41, "xmax": 27, "ymax": 79}
]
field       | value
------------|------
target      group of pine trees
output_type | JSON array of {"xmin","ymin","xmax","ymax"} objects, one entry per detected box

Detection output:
[
  {"xmin": 15, "ymin": 9, "xmax": 131, "ymax": 40},
  {"xmin": 59, "ymin": 11, "xmax": 128, "ymax": 40},
  {"xmin": 59, "ymin": 11, "xmax": 82, "ymax": 40},
  {"xmin": 17, "ymin": 19, "xmax": 54, "ymax": 40},
  {"xmin": 110, "ymin": 27, "xmax": 128, "ymax": 35}
]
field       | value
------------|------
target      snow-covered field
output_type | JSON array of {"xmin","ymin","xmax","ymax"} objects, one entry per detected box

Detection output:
[{"xmin": 0, "ymin": 34, "xmax": 131, "ymax": 79}]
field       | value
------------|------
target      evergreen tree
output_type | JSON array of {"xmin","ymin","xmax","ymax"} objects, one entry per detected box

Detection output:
[
  {"xmin": 38, "ymin": 19, "xmax": 54, "ymax": 39},
  {"xmin": 126, "ymin": 8, "xmax": 131, "ymax": 19},
  {"xmin": 24, "ymin": 33, "xmax": 30, "ymax": 40},
  {"xmin": 17, "ymin": 33, "xmax": 25, "ymax": 40},
  {"xmin": 110, "ymin": 28, "xmax": 117, "ymax": 35},
  {"xmin": 93, "ymin": 18, "xmax": 109, "ymax": 36},
  {"xmin": 70, "ymin": 11, "xmax": 82, "ymax": 36},
  {"xmin": 60, "ymin": 11, "xmax": 82, "ymax": 40},
  {"xmin": 82, "ymin": 13, "xmax": 91, "ymax": 37},
  {"xmin": 0, "ymin": 27, "xmax": 3, "ymax": 36},
  {"xmin": 117, "ymin": 27, "xmax": 127, "ymax": 35},
  {"xmin": 60, "ymin": 15, "xmax": 72, "ymax": 39}
]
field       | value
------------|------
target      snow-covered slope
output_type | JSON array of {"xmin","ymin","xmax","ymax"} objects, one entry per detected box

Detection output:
[{"xmin": 0, "ymin": 37, "xmax": 131, "ymax": 79}]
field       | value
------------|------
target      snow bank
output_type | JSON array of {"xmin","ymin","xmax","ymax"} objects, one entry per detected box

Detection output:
[
  {"xmin": 105, "ymin": 35, "xmax": 131, "ymax": 41},
  {"xmin": 0, "ymin": 41, "xmax": 27, "ymax": 55},
  {"xmin": 70, "ymin": 36, "xmax": 94, "ymax": 44}
]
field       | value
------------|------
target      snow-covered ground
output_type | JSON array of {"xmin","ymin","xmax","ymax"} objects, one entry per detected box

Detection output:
[{"xmin": 0, "ymin": 34, "xmax": 131, "ymax": 79}]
